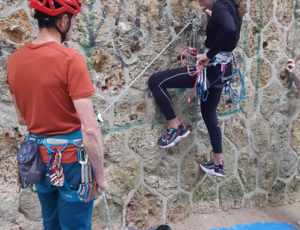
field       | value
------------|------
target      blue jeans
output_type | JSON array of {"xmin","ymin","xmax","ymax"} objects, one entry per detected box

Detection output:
[{"xmin": 36, "ymin": 162, "xmax": 94, "ymax": 230}]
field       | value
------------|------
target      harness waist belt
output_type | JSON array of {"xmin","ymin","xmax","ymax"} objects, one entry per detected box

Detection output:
[
  {"xmin": 43, "ymin": 138, "xmax": 82, "ymax": 145},
  {"xmin": 28, "ymin": 130, "xmax": 83, "ymax": 154},
  {"xmin": 203, "ymin": 47, "xmax": 232, "ymax": 62},
  {"xmin": 30, "ymin": 130, "xmax": 82, "ymax": 140}
]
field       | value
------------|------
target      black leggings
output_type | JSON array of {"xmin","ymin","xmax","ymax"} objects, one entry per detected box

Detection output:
[{"xmin": 148, "ymin": 67, "xmax": 223, "ymax": 153}]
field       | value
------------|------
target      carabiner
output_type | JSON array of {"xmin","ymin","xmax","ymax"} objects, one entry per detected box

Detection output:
[{"xmin": 202, "ymin": 89, "xmax": 209, "ymax": 102}]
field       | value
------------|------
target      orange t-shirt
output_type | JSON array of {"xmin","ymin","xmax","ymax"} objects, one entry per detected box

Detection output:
[{"xmin": 7, "ymin": 41, "xmax": 95, "ymax": 163}]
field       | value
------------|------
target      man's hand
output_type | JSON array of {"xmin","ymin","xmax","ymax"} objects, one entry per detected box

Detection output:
[
  {"xmin": 286, "ymin": 59, "xmax": 296, "ymax": 77},
  {"xmin": 96, "ymin": 179, "xmax": 109, "ymax": 195},
  {"xmin": 286, "ymin": 59, "xmax": 300, "ymax": 90}
]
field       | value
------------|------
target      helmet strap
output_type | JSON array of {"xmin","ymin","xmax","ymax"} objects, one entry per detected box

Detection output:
[{"xmin": 54, "ymin": 16, "xmax": 72, "ymax": 43}]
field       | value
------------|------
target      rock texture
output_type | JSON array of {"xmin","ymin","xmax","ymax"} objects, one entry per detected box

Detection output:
[{"xmin": 1, "ymin": 0, "xmax": 300, "ymax": 229}]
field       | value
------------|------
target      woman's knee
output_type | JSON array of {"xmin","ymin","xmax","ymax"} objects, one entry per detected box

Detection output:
[{"xmin": 148, "ymin": 72, "xmax": 160, "ymax": 90}]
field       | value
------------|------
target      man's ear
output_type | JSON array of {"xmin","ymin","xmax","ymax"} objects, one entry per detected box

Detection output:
[{"xmin": 56, "ymin": 14, "xmax": 69, "ymax": 30}]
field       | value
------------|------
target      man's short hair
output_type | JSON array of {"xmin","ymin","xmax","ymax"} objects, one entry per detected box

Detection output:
[{"xmin": 156, "ymin": 225, "xmax": 172, "ymax": 230}]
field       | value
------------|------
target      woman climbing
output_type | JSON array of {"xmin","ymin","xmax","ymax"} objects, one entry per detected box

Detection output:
[{"xmin": 148, "ymin": 0, "xmax": 246, "ymax": 178}]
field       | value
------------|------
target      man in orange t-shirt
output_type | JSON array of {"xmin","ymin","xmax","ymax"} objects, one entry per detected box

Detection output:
[{"xmin": 6, "ymin": 0, "xmax": 108, "ymax": 229}]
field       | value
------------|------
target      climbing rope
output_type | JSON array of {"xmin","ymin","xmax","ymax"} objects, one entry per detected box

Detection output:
[
  {"xmin": 180, "ymin": 46, "xmax": 209, "ymax": 102},
  {"xmin": 224, "ymin": 69, "xmax": 246, "ymax": 104},
  {"xmin": 187, "ymin": 19, "xmax": 198, "ymax": 66},
  {"xmin": 224, "ymin": 55, "xmax": 246, "ymax": 104},
  {"xmin": 101, "ymin": 190, "xmax": 111, "ymax": 230},
  {"xmin": 96, "ymin": 12, "xmax": 197, "ymax": 124}
]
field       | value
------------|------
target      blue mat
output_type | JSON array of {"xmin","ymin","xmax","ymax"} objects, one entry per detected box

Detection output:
[{"xmin": 210, "ymin": 222, "xmax": 298, "ymax": 230}]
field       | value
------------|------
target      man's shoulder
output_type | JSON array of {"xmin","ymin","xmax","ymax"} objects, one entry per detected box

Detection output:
[
  {"xmin": 7, "ymin": 45, "xmax": 26, "ymax": 63},
  {"xmin": 49, "ymin": 44, "xmax": 83, "ymax": 59}
]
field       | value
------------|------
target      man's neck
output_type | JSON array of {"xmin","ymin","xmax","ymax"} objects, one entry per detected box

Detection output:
[{"xmin": 32, "ymin": 28, "xmax": 62, "ymax": 45}]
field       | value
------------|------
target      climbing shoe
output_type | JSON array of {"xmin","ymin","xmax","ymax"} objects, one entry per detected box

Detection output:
[
  {"xmin": 200, "ymin": 160, "xmax": 226, "ymax": 178},
  {"xmin": 199, "ymin": 159, "xmax": 215, "ymax": 174},
  {"xmin": 157, "ymin": 121, "xmax": 190, "ymax": 149}
]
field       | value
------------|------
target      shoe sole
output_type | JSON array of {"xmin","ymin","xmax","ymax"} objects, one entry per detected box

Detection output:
[
  {"xmin": 213, "ymin": 172, "xmax": 226, "ymax": 178},
  {"xmin": 199, "ymin": 164, "xmax": 226, "ymax": 178},
  {"xmin": 199, "ymin": 164, "xmax": 214, "ymax": 174},
  {"xmin": 159, "ymin": 130, "xmax": 190, "ymax": 149}
]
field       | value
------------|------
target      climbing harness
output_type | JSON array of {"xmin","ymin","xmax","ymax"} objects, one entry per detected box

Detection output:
[
  {"xmin": 180, "ymin": 46, "xmax": 245, "ymax": 104},
  {"xmin": 96, "ymin": 12, "xmax": 197, "ymax": 125},
  {"xmin": 17, "ymin": 131, "xmax": 111, "ymax": 229},
  {"xmin": 27, "ymin": 131, "xmax": 96, "ymax": 203},
  {"xmin": 17, "ymin": 132, "xmax": 95, "ymax": 203}
]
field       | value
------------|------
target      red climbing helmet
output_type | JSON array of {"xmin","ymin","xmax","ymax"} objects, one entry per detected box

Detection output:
[{"xmin": 30, "ymin": 0, "xmax": 81, "ymax": 16}]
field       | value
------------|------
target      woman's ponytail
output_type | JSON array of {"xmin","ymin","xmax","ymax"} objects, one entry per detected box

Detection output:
[{"xmin": 233, "ymin": 0, "xmax": 247, "ymax": 18}]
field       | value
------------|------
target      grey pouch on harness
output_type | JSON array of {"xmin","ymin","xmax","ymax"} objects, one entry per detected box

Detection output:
[{"xmin": 17, "ymin": 138, "xmax": 45, "ymax": 186}]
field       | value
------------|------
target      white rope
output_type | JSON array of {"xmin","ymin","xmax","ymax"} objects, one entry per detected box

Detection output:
[
  {"xmin": 97, "ymin": 14, "xmax": 196, "ymax": 123},
  {"xmin": 101, "ymin": 190, "xmax": 111, "ymax": 230}
]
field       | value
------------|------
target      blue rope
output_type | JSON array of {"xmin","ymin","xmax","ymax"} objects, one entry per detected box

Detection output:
[{"xmin": 225, "ymin": 69, "xmax": 246, "ymax": 105}]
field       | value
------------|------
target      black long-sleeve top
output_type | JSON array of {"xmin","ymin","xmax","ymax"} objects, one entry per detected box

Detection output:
[{"xmin": 205, "ymin": 0, "xmax": 242, "ymax": 59}]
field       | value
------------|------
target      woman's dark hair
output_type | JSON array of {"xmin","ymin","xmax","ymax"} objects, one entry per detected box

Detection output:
[
  {"xmin": 233, "ymin": 0, "xmax": 247, "ymax": 18},
  {"xmin": 33, "ymin": 1, "xmax": 74, "ymax": 28}
]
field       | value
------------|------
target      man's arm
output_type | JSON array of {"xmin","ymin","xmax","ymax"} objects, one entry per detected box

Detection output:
[
  {"xmin": 12, "ymin": 95, "xmax": 26, "ymax": 125},
  {"xmin": 73, "ymin": 96, "xmax": 109, "ymax": 193},
  {"xmin": 286, "ymin": 59, "xmax": 300, "ymax": 90}
]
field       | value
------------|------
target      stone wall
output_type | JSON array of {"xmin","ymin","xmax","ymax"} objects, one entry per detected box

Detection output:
[{"xmin": 1, "ymin": 0, "xmax": 300, "ymax": 229}]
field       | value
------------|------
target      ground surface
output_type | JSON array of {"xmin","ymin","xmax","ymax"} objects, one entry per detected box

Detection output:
[{"xmin": 170, "ymin": 202, "xmax": 300, "ymax": 230}]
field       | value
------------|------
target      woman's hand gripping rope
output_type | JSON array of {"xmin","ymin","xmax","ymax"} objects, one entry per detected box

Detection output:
[{"xmin": 196, "ymin": 52, "xmax": 210, "ymax": 63}]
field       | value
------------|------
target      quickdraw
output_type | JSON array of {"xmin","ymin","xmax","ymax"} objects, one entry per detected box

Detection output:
[
  {"xmin": 50, "ymin": 149, "xmax": 65, "ymax": 187},
  {"xmin": 77, "ymin": 146, "xmax": 96, "ymax": 203},
  {"xmin": 180, "ymin": 46, "xmax": 209, "ymax": 103}
]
